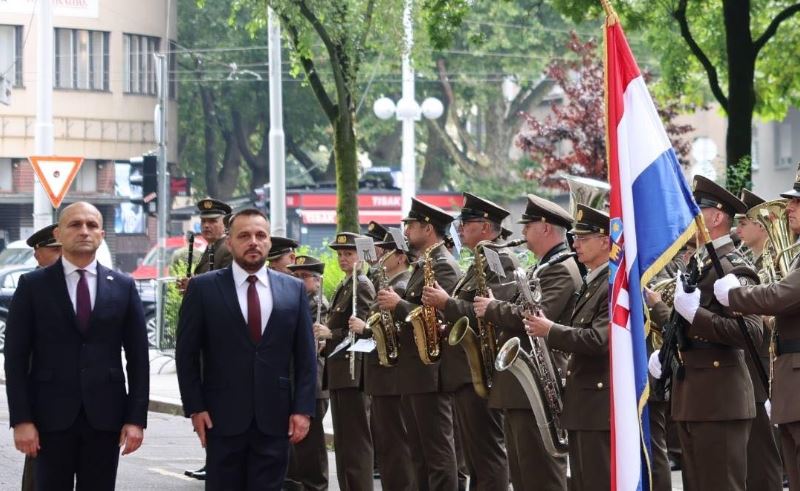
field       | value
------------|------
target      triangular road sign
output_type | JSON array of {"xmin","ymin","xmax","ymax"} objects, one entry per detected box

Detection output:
[{"xmin": 28, "ymin": 156, "xmax": 84, "ymax": 208}]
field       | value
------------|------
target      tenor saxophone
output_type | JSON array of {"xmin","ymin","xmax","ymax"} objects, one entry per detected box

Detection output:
[
  {"xmin": 448, "ymin": 240, "xmax": 502, "ymax": 398},
  {"xmin": 494, "ymin": 252, "xmax": 574, "ymax": 457},
  {"xmin": 406, "ymin": 241, "xmax": 446, "ymax": 365},
  {"xmin": 368, "ymin": 251, "xmax": 400, "ymax": 367}
]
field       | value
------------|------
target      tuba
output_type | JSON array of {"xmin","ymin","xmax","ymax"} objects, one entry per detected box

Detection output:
[
  {"xmin": 749, "ymin": 199, "xmax": 798, "ymax": 280},
  {"xmin": 494, "ymin": 253, "xmax": 574, "ymax": 457},
  {"xmin": 562, "ymin": 174, "xmax": 611, "ymax": 215},
  {"xmin": 406, "ymin": 241, "xmax": 446, "ymax": 364},
  {"xmin": 368, "ymin": 251, "xmax": 400, "ymax": 367}
]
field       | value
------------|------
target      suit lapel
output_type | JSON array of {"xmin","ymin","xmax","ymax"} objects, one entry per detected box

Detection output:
[
  {"xmin": 89, "ymin": 264, "xmax": 113, "ymax": 333},
  {"xmin": 260, "ymin": 270, "xmax": 284, "ymax": 346},
  {"xmin": 215, "ymin": 267, "xmax": 250, "ymax": 342}
]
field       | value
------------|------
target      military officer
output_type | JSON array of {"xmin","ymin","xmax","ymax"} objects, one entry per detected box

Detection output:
[
  {"xmin": 473, "ymin": 194, "xmax": 581, "ymax": 491},
  {"xmin": 422, "ymin": 192, "xmax": 518, "ymax": 490},
  {"xmin": 315, "ymin": 232, "xmax": 375, "ymax": 491},
  {"xmin": 26, "ymin": 224, "xmax": 62, "ymax": 268},
  {"xmin": 350, "ymin": 233, "xmax": 417, "ymax": 490},
  {"xmin": 285, "ymin": 255, "xmax": 331, "ymax": 491},
  {"xmin": 735, "ymin": 188, "xmax": 784, "ymax": 491},
  {"xmin": 267, "ymin": 236, "xmax": 299, "ymax": 274},
  {"xmin": 713, "ymin": 166, "xmax": 800, "ymax": 490},
  {"xmin": 523, "ymin": 205, "xmax": 611, "ymax": 491},
  {"xmin": 375, "ymin": 198, "xmax": 463, "ymax": 490},
  {"xmin": 192, "ymin": 198, "xmax": 233, "ymax": 274},
  {"xmin": 657, "ymin": 176, "xmax": 762, "ymax": 491}
]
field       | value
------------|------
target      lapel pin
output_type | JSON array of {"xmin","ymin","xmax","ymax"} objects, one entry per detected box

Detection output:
[{"xmin": 107, "ymin": 275, "xmax": 114, "ymax": 281}]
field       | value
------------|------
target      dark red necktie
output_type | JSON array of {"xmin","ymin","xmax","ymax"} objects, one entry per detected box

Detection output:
[
  {"xmin": 247, "ymin": 275, "xmax": 262, "ymax": 343},
  {"xmin": 76, "ymin": 269, "xmax": 92, "ymax": 333}
]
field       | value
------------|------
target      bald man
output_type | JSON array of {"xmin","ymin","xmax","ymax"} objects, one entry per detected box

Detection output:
[{"xmin": 5, "ymin": 202, "xmax": 150, "ymax": 489}]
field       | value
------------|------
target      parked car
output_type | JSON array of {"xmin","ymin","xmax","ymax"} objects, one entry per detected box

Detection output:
[
  {"xmin": 0, "ymin": 265, "xmax": 35, "ymax": 352},
  {"xmin": 131, "ymin": 235, "xmax": 207, "ymax": 280}
]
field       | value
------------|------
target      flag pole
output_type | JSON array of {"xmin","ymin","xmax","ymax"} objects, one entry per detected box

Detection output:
[
  {"xmin": 600, "ymin": 0, "xmax": 619, "ymax": 25},
  {"xmin": 693, "ymin": 215, "xmax": 769, "ymax": 392}
]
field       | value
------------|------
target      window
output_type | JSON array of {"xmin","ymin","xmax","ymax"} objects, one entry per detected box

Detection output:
[
  {"xmin": 123, "ymin": 34, "xmax": 160, "ymax": 95},
  {"xmin": 70, "ymin": 160, "xmax": 97, "ymax": 193},
  {"xmin": 0, "ymin": 158, "xmax": 12, "ymax": 191},
  {"xmin": 778, "ymin": 121, "xmax": 793, "ymax": 169},
  {"xmin": 0, "ymin": 25, "xmax": 23, "ymax": 87},
  {"xmin": 54, "ymin": 28, "xmax": 109, "ymax": 91}
]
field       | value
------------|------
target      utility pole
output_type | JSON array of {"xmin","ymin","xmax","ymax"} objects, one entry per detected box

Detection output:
[
  {"xmin": 34, "ymin": 0, "xmax": 54, "ymax": 228},
  {"xmin": 154, "ymin": 53, "xmax": 169, "ymax": 349},
  {"xmin": 399, "ymin": 0, "xmax": 415, "ymax": 218},
  {"xmin": 268, "ymin": 8, "xmax": 286, "ymax": 236}
]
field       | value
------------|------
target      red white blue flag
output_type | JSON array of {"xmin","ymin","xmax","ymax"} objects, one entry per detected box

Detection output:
[{"xmin": 604, "ymin": 13, "xmax": 700, "ymax": 491}]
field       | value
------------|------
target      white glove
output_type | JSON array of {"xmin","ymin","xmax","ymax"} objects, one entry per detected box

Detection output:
[
  {"xmin": 765, "ymin": 399, "xmax": 772, "ymax": 419},
  {"xmin": 673, "ymin": 274, "xmax": 701, "ymax": 323},
  {"xmin": 713, "ymin": 273, "xmax": 739, "ymax": 307},
  {"xmin": 648, "ymin": 350, "xmax": 662, "ymax": 379}
]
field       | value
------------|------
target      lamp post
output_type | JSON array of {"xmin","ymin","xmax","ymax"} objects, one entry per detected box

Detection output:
[{"xmin": 373, "ymin": 0, "xmax": 443, "ymax": 217}]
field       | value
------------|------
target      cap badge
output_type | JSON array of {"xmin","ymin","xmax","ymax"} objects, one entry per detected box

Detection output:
[
  {"xmin": 203, "ymin": 201, "xmax": 212, "ymax": 209},
  {"xmin": 368, "ymin": 223, "xmax": 375, "ymax": 231},
  {"xmin": 296, "ymin": 257, "xmax": 306, "ymax": 265},
  {"xmin": 337, "ymin": 235, "xmax": 348, "ymax": 244},
  {"xmin": 576, "ymin": 209, "xmax": 584, "ymax": 221}
]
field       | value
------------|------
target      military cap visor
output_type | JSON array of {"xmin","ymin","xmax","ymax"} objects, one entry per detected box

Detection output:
[
  {"xmin": 401, "ymin": 198, "xmax": 455, "ymax": 228},
  {"xmin": 570, "ymin": 205, "xmax": 609, "ymax": 235},
  {"xmin": 735, "ymin": 189, "xmax": 767, "ymax": 219},
  {"xmin": 780, "ymin": 163, "xmax": 800, "ymax": 199},
  {"xmin": 455, "ymin": 192, "xmax": 510, "ymax": 224},
  {"xmin": 267, "ymin": 236, "xmax": 299, "ymax": 259},
  {"xmin": 26, "ymin": 224, "xmax": 61, "ymax": 249},
  {"xmin": 517, "ymin": 194, "xmax": 574, "ymax": 228},
  {"xmin": 366, "ymin": 221, "xmax": 390, "ymax": 242},
  {"xmin": 287, "ymin": 255, "xmax": 325, "ymax": 274},
  {"xmin": 197, "ymin": 198, "xmax": 232, "ymax": 218}
]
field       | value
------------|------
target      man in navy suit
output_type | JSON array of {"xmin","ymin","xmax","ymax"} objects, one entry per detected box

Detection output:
[
  {"xmin": 176, "ymin": 208, "xmax": 317, "ymax": 490},
  {"xmin": 5, "ymin": 202, "xmax": 150, "ymax": 489}
]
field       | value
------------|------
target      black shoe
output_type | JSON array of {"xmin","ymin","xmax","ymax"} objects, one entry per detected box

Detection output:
[{"xmin": 185, "ymin": 466, "xmax": 207, "ymax": 480}]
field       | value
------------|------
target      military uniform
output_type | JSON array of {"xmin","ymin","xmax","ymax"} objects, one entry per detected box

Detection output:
[
  {"xmin": 285, "ymin": 255, "xmax": 330, "ymax": 491},
  {"xmin": 267, "ymin": 236, "xmax": 299, "ymax": 272},
  {"xmin": 324, "ymin": 233, "xmax": 376, "ymax": 491},
  {"xmin": 543, "ymin": 205, "xmax": 610, "ymax": 491},
  {"xmin": 482, "ymin": 195, "xmax": 581, "ymax": 491},
  {"xmin": 390, "ymin": 198, "xmax": 463, "ymax": 490},
  {"xmin": 671, "ymin": 176, "xmax": 763, "ymax": 491},
  {"xmin": 724, "ymin": 172, "xmax": 800, "ymax": 490},
  {"xmin": 366, "ymin": 221, "xmax": 391, "ymax": 287},
  {"xmin": 193, "ymin": 198, "xmax": 234, "ymax": 275},
  {"xmin": 364, "ymin": 243, "xmax": 416, "ymax": 491}
]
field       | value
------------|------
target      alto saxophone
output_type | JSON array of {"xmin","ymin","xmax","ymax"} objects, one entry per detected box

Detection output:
[
  {"xmin": 494, "ymin": 252, "xmax": 574, "ymax": 457},
  {"xmin": 406, "ymin": 241, "xmax": 446, "ymax": 365},
  {"xmin": 449, "ymin": 240, "xmax": 504, "ymax": 398},
  {"xmin": 368, "ymin": 251, "xmax": 400, "ymax": 367}
]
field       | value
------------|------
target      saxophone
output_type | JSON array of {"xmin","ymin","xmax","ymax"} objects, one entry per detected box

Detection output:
[
  {"xmin": 368, "ymin": 251, "xmax": 400, "ymax": 367},
  {"xmin": 406, "ymin": 241, "xmax": 446, "ymax": 365},
  {"xmin": 448, "ymin": 240, "xmax": 503, "ymax": 398},
  {"xmin": 494, "ymin": 252, "xmax": 574, "ymax": 457}
]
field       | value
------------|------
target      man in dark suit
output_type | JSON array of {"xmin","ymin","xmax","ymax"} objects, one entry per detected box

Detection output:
[
  {"xmin": 5, "ymin": 201, "xmax": 150, "ymax": 489},
  {"xmin": 176, "ymin": 208, "xmax": 317, "ymax": 490}
]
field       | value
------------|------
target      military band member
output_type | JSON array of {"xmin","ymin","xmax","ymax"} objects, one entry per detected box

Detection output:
[
  {"xmin": 285, "ymin": 255, "xmax": 331, "ymax": 491},
  {"xmin": 735, "ymin": 188, "xmax": 783, "ymax": 491},
  {"xmin": 315, "ymin": 232, "xmax": 375, "ymax": 490},
  {"xmin": 422, "ymin": 193, "xmax": 517, "ymax": 490},
  {"xmin": 664, "ymin": 176, "xmax": 763, "ymax": 491},
  {"xmin": 193, "ymin": 198, "xmax": 234, "ymax": 275},
  {"xmin": 350, "ymin": 233, "xmax": 417, "ymax": 491},
  {"xmin": 267, "ymin": 236, "xmax": 299, "ymax": 274},
  {"xmin": 523, "ymin": 205, "xmax": 611, "ymax": 491},
  {"xmin": 365, "ymin": 221, "xmax": 391, "ymax": 286},
  {"xmin": 375, "ymin": 198, "xmax": 463, "ymax": 490},
  {"xmin": 473, "ymin": 194, "xmax": 580, "ymax": 491},
  {"xmin": 713, "ymin": 169, "xmax": 800, "ymax": 490}
]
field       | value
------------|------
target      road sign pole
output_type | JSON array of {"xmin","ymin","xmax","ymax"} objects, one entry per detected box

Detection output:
[
  {"xmin": 155, "ymin": 53, "xmax": 169, "ymax": 350},
  {"xmin": 34, "ymin": 0, "xmax": 54, "ymax": 228}
]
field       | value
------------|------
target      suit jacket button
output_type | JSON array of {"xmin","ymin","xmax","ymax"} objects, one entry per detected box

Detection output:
[
  {"xmin": 713, "ymin": 361, "xmax": 720, "ymax": 368},
  {"xmin": 596, "ymin": 382, "xmax": 604, "ymax": 389},
  {"xmin": 566, "ymin": 370, "xmax": 572, "ymax": 376}
]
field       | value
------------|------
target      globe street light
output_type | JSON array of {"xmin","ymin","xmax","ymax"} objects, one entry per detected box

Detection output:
[{"xmin": 372, "ymin": 0, "xmax": 443, "ymax": 217}]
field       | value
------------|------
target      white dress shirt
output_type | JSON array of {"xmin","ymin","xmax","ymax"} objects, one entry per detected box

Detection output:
[
  {"xmin": 231, "ymin": 261, "xmax": 273, "ymax": 333},
  {"xmin": 62, "ymin": 257, "xmax": 98, "ymax": 313}
]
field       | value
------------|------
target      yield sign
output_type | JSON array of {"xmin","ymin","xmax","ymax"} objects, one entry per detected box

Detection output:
[{"xmin": 28, "ymin": 156, "xmax": 84, "ymax": 208}]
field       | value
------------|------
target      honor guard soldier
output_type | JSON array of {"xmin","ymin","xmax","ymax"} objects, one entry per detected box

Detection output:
[
  {"xmin": 350, "ymin": 233, "xmax": 418, "ymax": 490},
  {"xmin": 316, "ymin": 232, "xmax": 376, "ymax": 490},
  {"xmin": 375, "ymin": 198, "xmax": 463, "ymax": 490},
  {"xmin": 474, "ymin": 194, "xmax": 581, "ymax": 491},
  {"xmin": 523, "ymin": 205, "xmax": 611, "ymax": 491},
  {"xmin": 735, "ymin": 188, "xmax": 784, "ymax": 491},
  {"xmin": 285, "ymin": 255, "xmax": 331, "ymax": 491},
  {"xmin": 713, "ymin": 166, "xmax": 800, "ymax": 490},
  {"xmin": 193, "ymin": 198, "xmax": 234, "ymax": 274},
  {"xmin": 659, "ymin": 176, "xmax": 762, "ymax": 491},
  {"xmin": 422, "ymin": 192, "xmax": 518, "ymax": 490},
  {"xmin": 27, "ymin": 224, "xmax": 62, "ymax": 268},
  {"xmin": 267, "ymin": 236, "xmax": 299, "ymax": 274}
]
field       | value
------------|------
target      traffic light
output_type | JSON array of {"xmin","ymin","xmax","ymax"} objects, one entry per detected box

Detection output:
[{"xmin": 129, "ymin": 155, "xmax": 158, "ymax": 212}]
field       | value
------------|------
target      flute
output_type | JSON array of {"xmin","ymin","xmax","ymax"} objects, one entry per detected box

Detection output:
[
  {"xmin": 350, "ymin": 261, "xmax": 358, "ymax": 380},
  {"xmin": 185, "ymin": 231, "xmax": 196, "ymax": 277}
]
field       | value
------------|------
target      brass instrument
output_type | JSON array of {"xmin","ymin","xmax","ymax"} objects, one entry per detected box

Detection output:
[
  {"xmin": 750, "ymin": 199, "xmax": 798, "ymax": 280},
  {"xmin": 563, "ymin": 174, "xmax": 611, "ymax": 215},
  {"xmin": 406, "ymin": 241, "xmax": 446, "ymax": 364},
  {"xmin": 647, "ymin": 277, "xmax": 677, "ymax": 350},
  {"xmin": 368, "ymin": 251, "xmax": 400, "ymax": 367},
  {"xmin": 494, "ymin": 253, "xmax": 574, "ymax": 457},
  {"xmin": 449, "ymin": 239, "xmax": 502, "ymax": 398}
]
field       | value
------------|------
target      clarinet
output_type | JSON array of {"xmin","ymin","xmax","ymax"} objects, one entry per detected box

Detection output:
[
  {"xmin": 350, "ymin": 261, "xmax": 358, "ymax": 380},
  {"xmin": 185, "ymin": 231, "xmax": 196, "ymax": 277},
  {"xmin": 207, "ymin": 243, "xmax": 216, "ymax": 272}
]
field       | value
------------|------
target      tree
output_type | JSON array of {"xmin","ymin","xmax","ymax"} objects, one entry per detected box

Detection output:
[
  {"xmin": 550, "ymin": 0, "xmax": 800, "ymax": 194},
  {"xmin": 517, "ymin": 34, "xmax": 694, "ymax": 187}
]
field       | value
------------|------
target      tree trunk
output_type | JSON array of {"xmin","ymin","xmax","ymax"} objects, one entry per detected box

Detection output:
[
  {"xmin": 723, "ymin": 0, "xmax": 755, "ymax": 193},
  {"xmin": 216, "ymin": 135, "xmax": 241, "ymax": 200},
  {"xmin": 334, "ymin": 113, "xmax": 360, "ymax": 232}
]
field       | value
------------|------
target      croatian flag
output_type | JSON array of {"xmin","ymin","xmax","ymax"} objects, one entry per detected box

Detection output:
[{"xmin": 604, "ymin": 14, "xmax": 700, "ymax": 491}]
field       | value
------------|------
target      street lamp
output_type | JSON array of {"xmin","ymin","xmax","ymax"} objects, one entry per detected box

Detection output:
[{"xmin": 372, "ymin": 0, "xmax": 443, "ymax": 217}]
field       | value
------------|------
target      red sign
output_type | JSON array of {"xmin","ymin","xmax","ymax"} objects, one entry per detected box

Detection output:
[{"xmin": 287, "ymin": 192, "xmax": 462, "ymax": 211}]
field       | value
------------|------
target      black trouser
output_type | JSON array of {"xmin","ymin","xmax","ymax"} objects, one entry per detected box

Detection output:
[
  {"xmin": 34, "ymin": 410, "xmax": 120, "ymax": 491},
  {"xmin": 206, "ymin": 420, "xmax": 290, "ymax": 491}
]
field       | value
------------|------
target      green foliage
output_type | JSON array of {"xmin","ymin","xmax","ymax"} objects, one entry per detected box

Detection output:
[
  {"xmin": 163, "ymin": 260, "xmax": 187, "ymax": 346},
  {"xmin": 295, "ymin": 244, "xmax": 346, "ymax": 298},
  {"xmin": 726, "ymin": 156, "xmax": 754, "ymax": 197}
]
